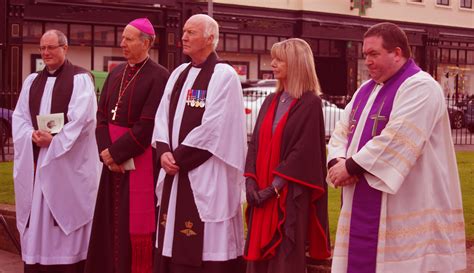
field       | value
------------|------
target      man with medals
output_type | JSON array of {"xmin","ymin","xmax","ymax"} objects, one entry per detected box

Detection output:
[
  {"xmin": 327, "ymin": 22, "xmax": 466, "ymax": 273},
  {"xmin": 12, "ymin": 29, "xmax": 100, "ymax": 273},
  {"xmin": 152, "ymin": 14, "xmax": 247, "ymax": 273},
  {"xmin": 85, "ymin": 18, "xmax": 169, "ymax": 273}
]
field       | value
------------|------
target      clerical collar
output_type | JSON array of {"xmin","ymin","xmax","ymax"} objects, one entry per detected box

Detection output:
[
  {"xmin": 128, "ymin": 57, "xmax": 148, "ymax": 68},
  {"xmin": 191, "ymin": 52, "xmax": 218, "ymax": 68},
  {"xmin": 46, "ymin": 62, "xmax": 65, "ymax": 77}
]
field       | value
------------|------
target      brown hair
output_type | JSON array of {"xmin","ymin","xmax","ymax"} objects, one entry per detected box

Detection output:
[
  {"xmin": 271, "ymin": 38, "xmax": 321, "ymax": 98},
  {"xmin": 364, "ymin": 22, "xmax": 411, "ymax": 58}
]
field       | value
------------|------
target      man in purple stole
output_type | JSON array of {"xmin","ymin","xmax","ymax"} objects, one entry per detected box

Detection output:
[
  {"xmin": 13, "ymin": 29, "xmax": 100, "ymax": 273},
  {"xmin": 327, "ymin": 22, "xmax": 466, "ymax": 273},
  {"xmin": 85, "ymin": 18, "xmax": 169, "ymax": 273},
  {"xmin": 152, "ymin": 14, "xmax": 246, "ymax": 273}
]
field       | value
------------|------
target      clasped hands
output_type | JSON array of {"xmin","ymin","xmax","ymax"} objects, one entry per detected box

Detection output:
[
  {"xmin": 328, "ymin": 158, "xmax": 358, "ymax": 188},
  {"xmin": 160, "ymin": 152, "xmax": 179, "ymax": 175},
  {"xmin": 32, "ymin": 130, "xmax": 53, "ymax": 147},
  {"xmin": 100, "ymin": 148, "xmax": 125, "ymax": 173},
  {"xmin": 245, "ymin": 178, "xmax": 278, "ymax": 207}
]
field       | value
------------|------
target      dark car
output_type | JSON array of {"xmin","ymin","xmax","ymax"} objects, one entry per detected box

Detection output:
[
  {"xmin": 465, "ymin": 99, "xmax": 474, "ymax": 133},
  {"xmin": 0, "ymin": 107, "xmax": 13, "ymax": 146},
  {"xmin": 448, "ymin": 104, "xmax": 464, "ymax": 129}
]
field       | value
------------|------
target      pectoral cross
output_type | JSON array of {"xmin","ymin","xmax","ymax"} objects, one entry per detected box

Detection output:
[
  {"xmin": 369, "ymin": 98, "xmax": 387, "ymax": 137},
  {"xmin": 111, "ymin": 105, "xmax": 118, "ymax": 121}
]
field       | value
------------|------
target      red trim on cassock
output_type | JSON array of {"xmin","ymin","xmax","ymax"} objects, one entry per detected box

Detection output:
[
  {"xmin": 245, "ymin": 95, "xmax": 294, "ymax": 261},
  {"xmin": 140, "ymin": 115, "xmax": 155, "ymax": 120},
  {"xmin": 243, "ymin": 172, "xmax": 257, "ymax": 181},
  {"xmin": 128, "ymin": 129, "xmax": 146, "ymax": 151},
  {"xmin": 273, "ymin": 170, "xmax": 324, "ymax": 198},
  {"xmin": 308, "ymin": 191, "xmax": 331, "ymax": 259}
]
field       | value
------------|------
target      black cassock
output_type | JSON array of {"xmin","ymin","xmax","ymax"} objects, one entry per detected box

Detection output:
[{"xmin": 85, "ymin": 58, "xmax": 169, "ymax": 273}]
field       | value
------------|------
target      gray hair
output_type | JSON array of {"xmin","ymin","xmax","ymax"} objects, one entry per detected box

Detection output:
[
  {"xmin": 44, "ymin": 29, "xmax": 68, "ymax": 46},
  {"xmin": 189, "ymin": 14, "xmax": 219, "ymax": 50},
  {"xmin": 139, "ymin": 31, "xmax": 155, "ymax": 49}
]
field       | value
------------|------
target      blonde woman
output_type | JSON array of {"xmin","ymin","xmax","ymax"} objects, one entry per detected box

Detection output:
[{"xmin": 244, "ymin": 38, "xmax": 331, "ymax": 273}]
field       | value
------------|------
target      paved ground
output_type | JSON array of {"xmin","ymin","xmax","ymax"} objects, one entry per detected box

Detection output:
[
  {"xmin": 0, "ymin": 246, "xmax": 473, "ymax": 273},
  {"xmin": 0, "ymin": 250, "xmax": 21, "ymax": 273}
]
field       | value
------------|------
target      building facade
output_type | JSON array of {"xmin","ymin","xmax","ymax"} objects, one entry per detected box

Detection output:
[{"xmin": 1, "ymin": 0, "xmax": 473, "ymax": 109}]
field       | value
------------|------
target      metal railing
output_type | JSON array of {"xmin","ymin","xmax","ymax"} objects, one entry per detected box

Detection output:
[
  {"xmin": 0, "ymin": 107, "xmax": 13, "ymax": 162},
  {"xmin": 243, "ymin": 90, "xmax": 346, "ymax": 142},
  {"xmin": 0, "ymin": 92, "xmax": 472, "ymax": 163},
  {"xmin": 446, "ymin": 94, "xmax": 474, "ymax": 145},
  {"xmin": 243, "ymin": 91, "xmax": 474, "ymax": 146}
]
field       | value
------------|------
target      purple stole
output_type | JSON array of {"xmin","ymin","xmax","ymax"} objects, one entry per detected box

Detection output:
[{"xmin": 346, "ymin": 59, "xmax": 420, "ymax": 273}]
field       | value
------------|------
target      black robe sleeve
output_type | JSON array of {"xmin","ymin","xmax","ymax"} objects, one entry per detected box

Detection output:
[
  {"xmin": 173, "ymin": 145, "xmax": 212, "ymax": 172},
  {"xmin": 155, "ymin": 141, "xmax": 171, "ymax": 169},
  {"xmin": 95, "ymin": 71, "xmax": 115, "ymax": 157},
  {"xmin": 108, "ymin": 67, "xmax": 169, "ymax": 164}
]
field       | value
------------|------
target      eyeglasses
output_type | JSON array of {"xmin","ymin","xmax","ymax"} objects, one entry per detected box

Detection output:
[{"xmin": 38, "ymin": 44, "xmax": 65, "ymax": 52}]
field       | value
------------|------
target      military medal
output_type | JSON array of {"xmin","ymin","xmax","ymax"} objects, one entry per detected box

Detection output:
[
  {"xmin": 186, "ymin": 89, "xmax": 192, "ymax": 106},
  {"xmin": 200, "ymin": 90, "xmax": 206, "ymax": 108},
  {"xmin": 195, "ymin": 90, "xmax": 201, "ymax": 107},
  {"xmin": 190, "ymin": 89, "xmax": 196, "ymax": 107}
]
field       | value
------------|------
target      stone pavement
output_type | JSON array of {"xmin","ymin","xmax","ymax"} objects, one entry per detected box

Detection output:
[{"xmin": 0, "ymin": 249, "xmax": 21, "ymax": 273}]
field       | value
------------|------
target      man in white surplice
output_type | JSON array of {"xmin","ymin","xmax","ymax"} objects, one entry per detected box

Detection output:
[
  {"xmin": 12, "ymin": 29, "xmax": 100, "ymax": 273},
  {"xmin": 152, "ymin": 14, "xmax": 246, "ymax": 273},
  {"xmin": 327, "ymin": 22, "xmax": 466, "ymax": 273}
]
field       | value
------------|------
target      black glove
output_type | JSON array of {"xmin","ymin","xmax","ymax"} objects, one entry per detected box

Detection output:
[
  {"xmin": 254, "ymin": 186, "xmax": 277, "ymax": 206},
  {"xmin": 246, "ymin": 178, "xmax": 260, "ymax": 207}
]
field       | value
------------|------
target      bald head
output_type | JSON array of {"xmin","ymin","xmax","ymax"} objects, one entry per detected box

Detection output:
[{"xmin": 42, "ymin": 29, "xmax": 68, "ymax": 46}]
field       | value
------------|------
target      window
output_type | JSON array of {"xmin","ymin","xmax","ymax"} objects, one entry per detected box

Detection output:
[
  {"xmin": 70, "ymin": 24, "xmax": 91, "ymax": 45},
  {"xmin": 225, "ymin": 34, "xmax": 238, "ymax": 52},
  {"xmin": 450, "ymin": 49, "xmax": 458, "ymax": 63},
  {"xmin": 461, "ymin": 0, "xmax": 472, "ymax": 8},
  {"xmin": 467, "ymin": 51, "xmax": 474, "ymax": 65},
  {"xmin": 45, "ymin": 23, "xmax": 68, "ymax": 37},
  {"xmin": 441, "ymin": 48, "xmax": 450, "ymax": 63},
  {"xmin": 23, "ymin": 21, "xmax": 43, "ymax": 43},
  {"xmin": 94, "ymin": 26, "xmax": 115, "ymax": 46},
  {"xmin": 459, "ymin": 50, "xmax": 466, "ymax": 64},
  {"xmin": 266, "ymin": 36, "xmax": 278, "ymax": 51},
  {"xmin": 407, "ymin": 0, "xmax": 423, "ymax": 2},
  {"xmin": 239, "ymin": 35, "xmax": 252, "ymax": 51},
  {"xmin": 216, "ymin": 33, "xmax": 224, "ymax": 52},
  {"xmin": 116, "ymin": 27, "xmax": 124, "ymax": 47},
  {"xmin": 436, "ymin": 0, "xmax": 449, "ymax": 5},
  {"xmin": 253, "ymin": 36, "xmax": 265, "ymax": 51}
]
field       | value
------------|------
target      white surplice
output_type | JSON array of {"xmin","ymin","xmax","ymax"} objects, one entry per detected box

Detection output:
[
  {"xmin": 152, "ymin": 62, "xmax": 246, "ymax": 261},
  {"xmin": 12, "ymin": 72, "xmax": 101, "ymax": 265},
  {"xmin": 327, "ymin": 71, "xmax": 466, "ymax": 273}
]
